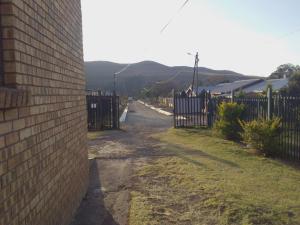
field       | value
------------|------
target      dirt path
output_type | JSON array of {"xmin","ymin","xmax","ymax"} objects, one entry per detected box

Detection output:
[{"xmin": 70, "ymin": 101, "xmax": 172, "ymax": 225}]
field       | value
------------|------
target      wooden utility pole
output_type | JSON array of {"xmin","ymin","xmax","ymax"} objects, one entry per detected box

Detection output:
[
  {"xmin": 191, "ymin": 52, "xmax": 199, "ymax": 96},
  {"xmin": 113, "ymin": 73, "xmax": 117, "ymax": 96}
]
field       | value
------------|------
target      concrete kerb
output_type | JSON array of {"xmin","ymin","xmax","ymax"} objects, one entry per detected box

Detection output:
[
  {"xmin": 137, "ymin": 100, "xmax": 173, "ymax": 116},
  {"xmin": 120, "ymin": 105, "xmax": 129, "ymax": 123}
]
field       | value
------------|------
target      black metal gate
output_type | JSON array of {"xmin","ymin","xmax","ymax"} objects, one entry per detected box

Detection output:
[
  {"xmin": 173, "ymin": 92, "xmax": 210, "ymax": 128},
  {"xmin": 86, "ymin": 91, "xmax": 120, "ymax": 130}
]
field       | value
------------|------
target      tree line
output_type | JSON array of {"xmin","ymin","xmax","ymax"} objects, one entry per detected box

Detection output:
[{"xmin": 271, "ymin": 63, "xmax": 300, "ymax": 96}]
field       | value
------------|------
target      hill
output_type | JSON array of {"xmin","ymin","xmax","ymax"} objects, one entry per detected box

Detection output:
[{"xmin": 85, "ymin": 60, "xmax": 258, "ymax": 96}]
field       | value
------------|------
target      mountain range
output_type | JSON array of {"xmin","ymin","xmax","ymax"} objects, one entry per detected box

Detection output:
[{"xmin": 85, "ymin": 60, "xmax": 259, "ymax": 96}]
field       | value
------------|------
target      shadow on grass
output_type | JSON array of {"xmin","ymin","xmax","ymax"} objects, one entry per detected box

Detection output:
[
  {"xmin": 163, "ymin": 144, "xmax": 240, "ymax": 169},
  {"xmin": 175, "ymin": 127, "xmax": 211, "ymax": 136},
  {"xmin": 177, "ymin": 128, "xmax": 300, "ymax": 171},
  {"xmin": 70, "ymin": 160, "xmax": 120, "ymax": 225}
]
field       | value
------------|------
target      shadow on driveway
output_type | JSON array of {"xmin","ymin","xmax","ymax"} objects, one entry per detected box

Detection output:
[{"xmin": 70, "ymin": 160, "xmax": 120, "ymax": 225}]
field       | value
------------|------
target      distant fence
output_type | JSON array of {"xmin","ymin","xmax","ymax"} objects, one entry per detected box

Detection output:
[
  {"xmin": 173, "ymin": 90, "xmax": 300, "ymax": 161},
  {"xmin": 86, "ymin": 91, "xmax": 119, "ymax": 130},
  {"xmin": 158, "ymin": 97, "xmax": 174, "ymax": 108}
]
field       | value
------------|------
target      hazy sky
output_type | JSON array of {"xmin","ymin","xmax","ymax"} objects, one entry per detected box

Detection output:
[{"xmin": 81, "ymin": 0, "xmax": 300, "ymax": 76}]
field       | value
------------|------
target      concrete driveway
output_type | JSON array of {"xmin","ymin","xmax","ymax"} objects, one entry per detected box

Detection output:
[{"xmin": 70, "ymin": 101, "xmax": 172, "ymax": 225}]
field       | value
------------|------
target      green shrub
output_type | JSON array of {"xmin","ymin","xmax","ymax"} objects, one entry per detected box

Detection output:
[
  {"xmin": 240, "ymin": 118, "xmax": 281, "ymax": 156},
  {"xmin": 214, "ymin": 102, "xmax": 245, "ymax": 140}
]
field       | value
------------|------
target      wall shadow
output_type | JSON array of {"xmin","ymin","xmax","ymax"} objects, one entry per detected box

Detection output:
[{"xmin": 70, "ymin": 160, "xmax": 120, "ymax": 225}]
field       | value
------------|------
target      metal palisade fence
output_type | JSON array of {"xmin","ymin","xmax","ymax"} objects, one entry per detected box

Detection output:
[
  {"xmin": 173, "ymin": 90, "xmax": 300, "ymax": 161},
  {"xmin": 273, "ymin": 96, "xmax": 300, "ymax": 160},
  {"xmin": 173, "ymin": 91, "xmax": 209, "ymax": 128},
  {"xmin": 86, "ymin": 90, "xmax": 120, "ymax": 130}
]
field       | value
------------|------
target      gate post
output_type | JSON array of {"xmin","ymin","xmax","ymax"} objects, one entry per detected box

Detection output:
[
  {"xmin": 112, "ymin": 94, "xmax": 118, "ymax": 129},
  {"xmin": 97, "ymin": 90, "xmax": 102, "ymax": 130},
  {"xmin": 173, "ymin": 92, "xmax": 176, "ymax": 128},
  {"xmin": 231, "ymin": 90, "xmax": 235, "ymax": 103},
  {"xmin": 99, "ymin": 95, "xmax": 103, "ymax": 130},
  {"xmin": 207, "ymin": 91, "xmax": 213, "ymax": 127},
  {"xmin": 267, "ymin": 87, "xmax": 273, "ymax": 120}
]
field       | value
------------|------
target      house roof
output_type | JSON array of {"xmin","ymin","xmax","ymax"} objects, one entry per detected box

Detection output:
[
  {"xmin": 243, "ymin": 78, "xmax": 288, "ymax": 93},
  {"xmin": 196, "ymin": 86, "xmax": 214, "ymax": 93},
  {"xmin": 212, "ymin": 79, "xmax": 262, "ymax": 94},
  {"xmin": 193, "ymin": 78, "xmax": 288, "ymax": 95}
]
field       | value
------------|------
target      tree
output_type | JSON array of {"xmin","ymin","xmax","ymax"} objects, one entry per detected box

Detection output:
[
  {"xmin": 280, "ymin": 72, "xmax": 300, "ymax": 96},
  {"xmin": 235, "ymin": 90, "xmax": 246, "ymax": 98},
  {"xmin": 270, "ymin": 64, "xmax": 300, "ymax": 79},
  {"xmin": 139, "ymin": 81, "xmax": 175, "ymax": 99}
]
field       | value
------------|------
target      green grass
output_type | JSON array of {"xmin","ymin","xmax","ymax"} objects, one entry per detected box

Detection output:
[
  {"xmin": 87, "ymin": 131, "xmax": 103, "ymax": 140},
  {"xmin": 129, "ymin": 128, "xmax": 300, "ymax": 225}
]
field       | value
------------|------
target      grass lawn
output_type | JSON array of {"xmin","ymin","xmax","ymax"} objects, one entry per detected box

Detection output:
[
  {"xmin": 129, "ymin": 128, "xmax": 300, "ymax": 225},
  {"xmin": 87, "ymin": 131, "xmax": 103, "ymax": 140}
]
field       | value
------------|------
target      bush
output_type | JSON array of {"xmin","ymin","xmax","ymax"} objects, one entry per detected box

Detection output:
[
  {"xmin": 214, "ymin": 102, "xmax": 245, "ymax": 140},
  {"xmin": 240, "ymin": 118, "xmax": 281, "ymax": 156}
]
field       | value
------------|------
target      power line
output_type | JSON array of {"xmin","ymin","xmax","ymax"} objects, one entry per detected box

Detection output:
[
  {"xmin": 116, "ymin": 0, "xmax": 192, "ymax": 77},
  {"xmin": 114, "ymin": 0, "xmax": 192, "ymax": 94},
  {"xmin": 280, "ymin": 27, "xmax": 300, "ymax": 39},
  {"xmin": 160, "ymin": 0, "xmax": 191, "ymax": 34},
  {"xmin": 155, "ymin": 70, "xmax": 190, "ymax": 84},
  {"xmin": 113, "ymin": 63, "xmax": 132, "ymax": 94},
  {"xmin": 263, "ymin": 26, "xmax": 300, "ymax": 47},
  {"xmin": 115, "ymin": 63, "xmax": 132, "ymax": 75}
]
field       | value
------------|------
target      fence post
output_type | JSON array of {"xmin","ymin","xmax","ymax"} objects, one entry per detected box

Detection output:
[
  {"xmin": 112, "ymin": 94, "xmax": 118, "ymax": 129},
  {"xmin": 99, "ymin": 95, "xmax": 103, "ymax": 129},
  {"xmin": 173, "ymin": 92, "xmax": 176, "ymax": 128},
  {"xmin": 116, "ymin": 96, "xmax": 120, "ymax": 129},
  {"xmin": 231, "ymin": 90, "xmax": 235, "ymax": 103},
  {"xmin": 267, "ymin": 87, "xmax": 273, "ymax": 120},
  {"xmin": 207, "ymin": 91, "xmax": 212, "ymax": 127}
]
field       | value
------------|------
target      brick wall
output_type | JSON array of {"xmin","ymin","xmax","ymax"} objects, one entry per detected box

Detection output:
[{"xmin": 0, "ymin": 1, "xmax": 89, "ymax": 225}]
